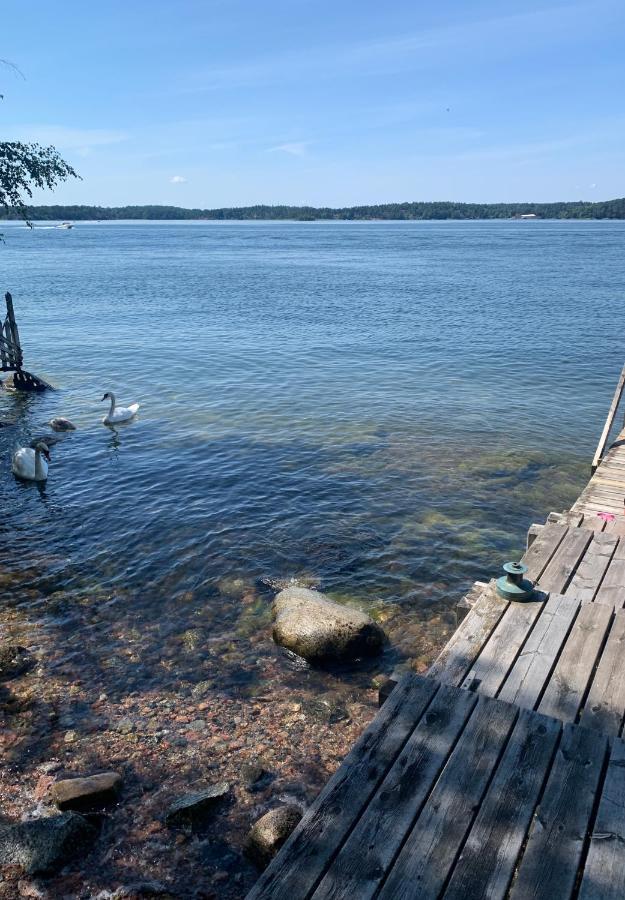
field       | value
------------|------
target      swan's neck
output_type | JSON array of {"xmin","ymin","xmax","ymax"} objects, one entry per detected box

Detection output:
[
  {"xmin": 34, "ymin": 449, "xmax": 46, "ymax": 480},
  {"xmin": 108, "ymin": 394, "xmax": 116, "ymax": 417}
]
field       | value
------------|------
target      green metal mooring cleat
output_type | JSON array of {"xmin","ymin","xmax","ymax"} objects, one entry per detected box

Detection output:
[{"xmin": 496, "ymin": 561, "xmax": 535, "ymax": 602}]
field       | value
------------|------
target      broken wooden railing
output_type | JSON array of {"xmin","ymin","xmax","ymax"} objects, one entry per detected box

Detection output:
[
  {"xmin": 591, "ymin": 361, "xmax": 625, "ymax": 473},
  {"xmin": 0, "ymin": 292, "xmax": 51, "ymax": 391}
]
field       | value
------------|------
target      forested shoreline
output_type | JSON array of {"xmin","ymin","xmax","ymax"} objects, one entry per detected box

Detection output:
[{"xmin": 2, "ymin": 197, "xmax": 625, "ymax": 221}]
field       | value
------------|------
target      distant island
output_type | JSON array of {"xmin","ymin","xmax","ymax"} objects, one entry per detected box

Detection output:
[{"xmin": 2, "ymin": 198, "xmax": 625, "ymax": 221}]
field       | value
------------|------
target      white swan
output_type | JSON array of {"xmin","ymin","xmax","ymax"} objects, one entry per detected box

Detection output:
[
  {"xmin": 12, "ymin": 442, "xmax": 50, "ymax": 482},
  {"xmin": 102, "ymin": 391, "xmax": 140, "ymax": 425}
]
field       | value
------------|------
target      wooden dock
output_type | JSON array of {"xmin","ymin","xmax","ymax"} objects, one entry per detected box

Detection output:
[{"xmin": 248, "ymin": 409, "xmax": 625, "ymax": 898}]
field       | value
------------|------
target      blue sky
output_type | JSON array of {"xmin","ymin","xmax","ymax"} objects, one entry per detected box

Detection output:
[{"xmin": 2, "ymin": 0, "xmax": 624, "ymax": 206}]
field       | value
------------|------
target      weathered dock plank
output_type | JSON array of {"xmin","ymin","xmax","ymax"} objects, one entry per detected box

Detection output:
[
  {"xmin": 376, "ymin": 695, "xmax": 518, "ymax": 900},
  {"xmin": 564, "ymin": 532, "xmax": 618, "ymax": 604},
  {"xmin": 580, "ymin": 610, "xmax": 625, "ymax": 736},
  {"xmin": 537, "ymin": 526, "xmax": 593, "ymax": 592},
  {"xmin": 497, "ymin": 592, "xmax": 580, "ymax": 710},
  {"xmin": 508, "ymin": 724, "xmax": 607, "ymax": 900},
  {"xmin": 443, "ymin": 709, "xmax": 561, "ymax": 900},
  {"xmin": 594, "ymin": 554, "xmax": 625, "ymax": 608},
  {"xmin": 538, "ymin": 603, "xmax": 613, "ymax": 722},
  {"xmin": 578, "ymin": 739, "xmax": 625, "ymax": 900}
]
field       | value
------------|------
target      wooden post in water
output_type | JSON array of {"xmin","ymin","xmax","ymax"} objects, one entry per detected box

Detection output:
[
  {"xmin": 0, "ymin": 291, "xmax": 52, "ymax": 391},
  {"xmin": 4, "ymin": 292, "xmax": 23, "ymax": 369}
]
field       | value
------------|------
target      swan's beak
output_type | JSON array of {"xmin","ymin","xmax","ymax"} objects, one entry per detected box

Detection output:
[
  {"xmin": 43, "ymin": 448, "xmax": 51, "ymax": 462},
  {"xmin": 101, "ymin": 394, "xmax": 108, "ymax": 402}
]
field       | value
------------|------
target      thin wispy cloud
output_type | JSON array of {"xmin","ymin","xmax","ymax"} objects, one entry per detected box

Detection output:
[
  {"xmin": 3, "ymin": 125, "xmax": 128, "ymax": 156},
  {"xmin": 268, "ymin": 142, "xmax": 308, "ymax": 157},
  {"xmin": 170, "ymin": 175, "xmax": 187, "ymax": 183},
  {"xmin": 184, "ymin": 1, "xmax": 616, "ymax": 92}
]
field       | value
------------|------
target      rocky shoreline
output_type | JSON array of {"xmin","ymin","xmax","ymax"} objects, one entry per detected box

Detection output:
[{"xmin": 0, "ymin": 570, "xmax": 454, "ymax": 899}]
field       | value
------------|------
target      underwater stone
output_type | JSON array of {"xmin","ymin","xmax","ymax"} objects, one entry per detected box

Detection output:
[
  {"xmin": 0, "ymin": 645, "xmax": 34, "ymax": 680},
  {"xmin": 378, "ymin": 676, "xmax": 399, "ymax": 707},
  {"xmin": 247, "ymin": 806, "xmax": 303, "ymax": 868},
  {"xmin": 272, "ymin": 587, "xmax": 385, "ymax": 663},
  {"xmin": 50, "ymin": 772, "xmax": 122, "ymax": 812},
  {"xmin": 0, "ymin": 812, "xmax": 96, "ymax": 874},
  {"xmin": 241, "ymin": 761, "xmax": 274, "ymax": 792},
  {"xmin": 165, "ymin": 782, "xmax": 230, "ymax": 826}
]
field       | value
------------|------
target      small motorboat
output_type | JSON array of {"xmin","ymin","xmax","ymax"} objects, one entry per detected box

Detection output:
[{"xmin": 55, "ymin": 222, "xmax": 74, "ymax": 229}]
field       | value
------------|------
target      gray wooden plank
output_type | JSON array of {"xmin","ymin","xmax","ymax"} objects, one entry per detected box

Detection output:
[
  {"xmin": 377, "ymin": 696, "xmax": 518, "ymax": 900},
  {"xmin": 576, "ymin": 488, "xmax": 625, "ymax": 501},
  {"xmin": 565, "ymin": 533, "xmax": 618, "ymax": 604},
  {"xmin": 611, "ymin": 536, "xmax": 625, "ymax": 559},
  {"xmin": 538, "ymin": 603, "xmax": 614, "ymax": 723},
  {"xmin": 498, "ymin": 593, "xmax": 580, "ymax": 711},
  {"xmin": 561, "ymin": 513, "xmax": 584, "ymax": 527},
  {"xmin": 538, "ymin": 527, "xmax": 594, "ymax": 593},
  {"xmin": 594, "ymin": 555, "xmax": 625, "ymax": 608},
  {"xmin": 522, "ymin": 522, "xmax": 569, "ymax": 581},
  {"xmin": 578, "ymin": 738, "xmax": 625, "ymax": 900},
  {"xmin": 443, "ymin": 708, "xmax": 561, "ymax": 900},
  {"xmin": 605, "ymin": 519, "xmax": 625, "ymax": 537},
  {"xmin": 576, "ymin": 501, "xmax": 625, "ymax": 515},
  {"xmin": 580, "ymin": 514, "xmax": 607, "ymax": 532},
  {"xmin": 460, "ymin": 596, "xmax": 546, "ymax": 698},
  {"xmin": 508, "ymin": 723, "xmax": 608, "ymax": 900},
  {"xmin": 311, "ymin": 685, "xmax": 477, "ymax": 900},
  {"xmin": 246, "ymin": 673, "xmax": 439, "ymax": 900},
  {"xmin": 428, "ymin": 583, "xmax": 508, "ymax": 686},
  {"xmin": 580, "ymin": 610, "xmax": 625, "ymax": 736}
]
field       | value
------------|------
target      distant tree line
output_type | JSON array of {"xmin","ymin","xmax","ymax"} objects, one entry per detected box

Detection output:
[{"xmin": 1, "ymin": 198, "xmax": 625, "ymax": 221}]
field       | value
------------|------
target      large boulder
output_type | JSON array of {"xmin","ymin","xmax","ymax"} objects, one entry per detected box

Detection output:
[
  {"xmin": 247, "ymin": 806, "xmax": 303, "ymax": 868},
  {"xmin": 0, "ymin": 812, "xmax": 96, "ymax": 874},
  {"xmin": 272, "ymin": 588, "xmax": 385, "ymax": 663}
]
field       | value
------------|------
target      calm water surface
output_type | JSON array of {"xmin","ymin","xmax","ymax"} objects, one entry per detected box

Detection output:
[{"xmin": 1, "ymin": 220, "xmax": 624, "ymax": 677}]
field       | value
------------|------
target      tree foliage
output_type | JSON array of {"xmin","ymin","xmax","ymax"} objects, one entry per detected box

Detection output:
[
  {"xmin": 2, "ymin": 197, "xmax": 624, "ymax": 221},
  {"xmin": 0, "ymin": 141, "xmax": 78, "ymax": 220}
]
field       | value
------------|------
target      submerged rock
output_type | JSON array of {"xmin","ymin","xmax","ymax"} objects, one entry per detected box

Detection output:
[
  {"xmin": 247, "ymin": 806, "xmax": 303, "ymax": 868},
  {"xmin": 0, "ymin": 812, "xmax": 96, "ymax": 874},
  {"xmin": 241, "ymin": 762, "xmax": 274, "ymax": 792},
  {"xmin": 0, "ymin": 644, "xmax": 34, "ymax": 680},
  {"xmin": 50, "ymin": 772, "xmax": 122, "ymax": 812},
  {"xmin": 165, "ymin": 782, "xmax": 230, "ymax": 826},
  {"xmin": 272, "ymin": 587, "xmax": 385, "ymax": 663}
]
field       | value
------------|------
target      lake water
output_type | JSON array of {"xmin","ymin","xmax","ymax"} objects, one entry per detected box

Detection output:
[
  {"xmin": 1, "ymin": 221, "xmax": 624, "ymax": 659},
  {"xmin": 1, "ymin": 219, "xmax": 624, "ymax": 894}
]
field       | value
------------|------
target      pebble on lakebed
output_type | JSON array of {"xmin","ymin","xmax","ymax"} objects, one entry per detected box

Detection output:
[
  {"xmin": 50, "ymin": 772, "xmax": 122, "ymax": 812},
  {"xmin": 272, "ymin": 587, "xmax": 386, "ymax": 663},
  {"xmin": 165, "ymin": 782, "xmax": 230, "ymax": 826}
]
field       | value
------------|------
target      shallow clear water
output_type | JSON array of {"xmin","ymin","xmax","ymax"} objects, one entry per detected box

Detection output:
[{"xmin": 1, "ymin": 219, "xmax": 624, "ymax": 672}]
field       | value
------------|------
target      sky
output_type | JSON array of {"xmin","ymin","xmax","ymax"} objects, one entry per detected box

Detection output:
[{"xmin": 2, "ymin": 0, "xmax": 624, "ymax": 207}]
